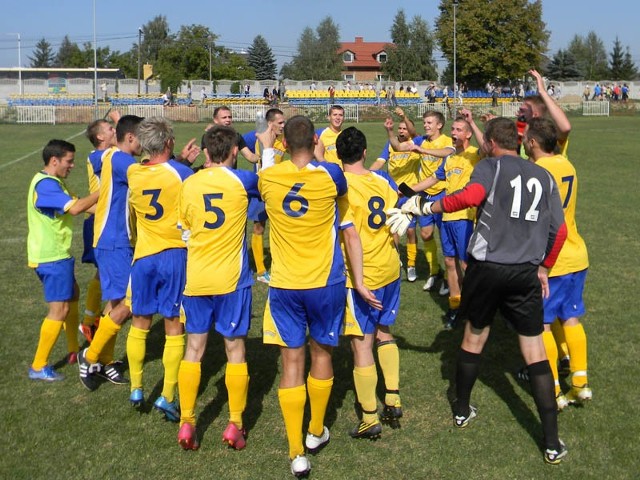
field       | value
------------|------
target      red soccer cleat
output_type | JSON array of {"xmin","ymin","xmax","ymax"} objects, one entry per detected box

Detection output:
[
  {"xmin": 222, "ymin": 422, "xmax": 246, "ymax": 450},
  {"xmin": 178, "ymin": 423, "xmax": 199, "ymax": 451}
]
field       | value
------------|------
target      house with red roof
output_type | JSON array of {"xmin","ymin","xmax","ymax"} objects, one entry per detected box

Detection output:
[{"xmin": 339, "ymin": 37, "xmax": 392, "ymax": 82}]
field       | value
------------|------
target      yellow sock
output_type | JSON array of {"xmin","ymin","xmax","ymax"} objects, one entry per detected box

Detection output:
[
  {"xmin": 563, "ymin": 323, "xmax": 588, "ymax": 386},
  {"xmin": 126, "ymin": 326, "xmax": 149, "ymax": 391},
  {"xmin": 64, "ymin": 300, "xmax": 80, "ymax": 354},
  {"xmin": 378, "ymin": 341, "xmax": 400, "ymax": 406},
  {"xmin": 353, "ymin": 364, "xmax": 378, "ymax": 423},
  {"xmin": 162, "ymin": 334, "xmax": 185, "ymax": 402},
  {"xmin": 424, "ymin": 238, "xmax": 440, "ymax": 275},
  {"xmin": 307, "ymin": 375, "xmax": 333, "ymax": 437},
  {"xmin": 406, "ymin": 242, "xmax": 417, "ymax": 268},
  {"xmin": 87, "ymin": 314, "xmax": 121, "ymax": 364},
  {"xmin": 99, "ymin": 334, "xmax": 117, "ymax": 365},
  {"xmin": 251, "ymin": 233, "xmax": 266, "ymax": 275},
  {"xmin": 225, "ymin": 362, "xmax": 249, "ymax": 428},
  {"xmin": 551, "ymin": 319, "xmax": 569, "ymax": 361},
  {"xmin": 178, "ymin": 360, "xmax": 201, "ymax": 426},
  {"xmin": 83, "ymin": 277, "xmax": 102, "ymax": 326},
  {"xmin": 32, "ymin": 318, "xmax": 64, "ymax": 370},
  {"xmin": 449, "ymin": 295, "xmax": 461, "ymax": 310},
  {"xmin": 542, "ymin": 331, "xmax": 560, "ymax": 395},
  {"xmin": 278, "ymin": 384, "xmax": 307, "ymax": 459}
]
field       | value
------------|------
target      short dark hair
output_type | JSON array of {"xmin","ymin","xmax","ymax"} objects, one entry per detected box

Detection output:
[
  {"xmin": 266, "ymin": 108, "xmax": 284, "ymax": 122},
  {"xmin": 115, "ymin": 115, "xmax": 144, "ymax": 143},
  {"xmin": 329, "ymin": 105, "xmax": 344, "ymax": 115},
  {"xmin": 336, "ymin": 127, "xmax": 366, "ymax": 165},
  {"xmin": 283, "ymin": 115, "xmax": 315, "ymax": 154},
  {"xmin": 85, "ymin": 119, "xmax": 108, "ymax": 147},
  {"xmin": 203, "ymin": 125, "xmax": 238, "ymax": 164},
  {"xmin": 526, "ymin": 117, "xmax": 558, "ymax": 154},
  {"xmin": 484, "ymin": 117, "xmax": 518, "ymax": 151},
  {"xmin": 213, "ymin": 106, "xmax": 231, "ymax": 119},
  {"xmin": 42, "ymin": 139, "xmax": 75, "ymax": 165},
  {"xmin": 423, "ymin": 111, "xmax": 446, "ymax": 128}
]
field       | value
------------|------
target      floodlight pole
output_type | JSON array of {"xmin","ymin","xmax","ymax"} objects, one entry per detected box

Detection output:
[
  {"xmin": 7, "ymin": 33, "xmax": 22, "ymax": 95},
  {"xmin": 208, "ymin": 35, "xmax": 213, "ymax": 84},
  {"xmin": 453, "ymin": 0, "xmax": 458, "ymax": 104},
  {"xmin": 93, "ymin": 0, "xmax": 98, "ymax": 118},
  {"xmin": 137, "ymin": 27, "xmax": 143, "ymax": 96}
]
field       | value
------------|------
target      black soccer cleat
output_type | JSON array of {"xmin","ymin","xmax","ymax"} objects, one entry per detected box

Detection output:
[{"xmin": 349, "ymin": 420, "xmax": 382, "ymax": 440}]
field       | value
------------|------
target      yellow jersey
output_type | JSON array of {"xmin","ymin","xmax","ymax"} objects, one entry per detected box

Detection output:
[
  {"xmin": 536, "ymin": 154, "xmax": 588, "ymax": 277},
  {"xmin": 436, "ymin": 146, "xmax": 481, "ymax": 222},
  {"xmin": 127, "ymin": 159, "xmax": 193, "ymax": 260},
  {"xmin": 377, "ymin": 140, "xmax": 421, "ymax": 186},
  {"xmin": 317, "ymin": 127, "xmax": 342, "ymax": 166},
  {"xmin": 343, "ymin": 170, "xmax": 401, "ymax": 289},
  {"xmin": 416, "ymin": 134, "xmax": 453, "ymax": 195},
  {"xmin": 258, "ymin": 160, "xmax": 351, "ymax": 289},
  {"xmin": 179, "ymin": 167, "xmax": 260, "ymax": 295}
]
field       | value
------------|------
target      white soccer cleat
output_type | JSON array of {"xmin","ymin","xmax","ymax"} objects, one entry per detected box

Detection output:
[
  {"xmin": 290, "ymin": 455, "xmax": 311, "ymax": 477},
  {"xmin": 304, "ymin": 426, "xmax": 330, "ymax": 452},
  {"xmin": 406, "ymin": 266, "xmax": 417, "ymax": 282}
]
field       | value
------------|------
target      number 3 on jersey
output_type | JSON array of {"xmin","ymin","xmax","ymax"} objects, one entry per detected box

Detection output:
[{"xmin": 283, "ymin": 183, "xmax": 309, "ymax": 218}]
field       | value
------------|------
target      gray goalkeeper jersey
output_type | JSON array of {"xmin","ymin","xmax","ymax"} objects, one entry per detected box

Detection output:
[{"xmin": 467, "ymin": 154, "xmax": 565, "ymax": 265}]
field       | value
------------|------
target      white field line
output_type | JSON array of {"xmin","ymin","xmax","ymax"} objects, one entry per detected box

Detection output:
[{"xmin": 0, "ymin": 129, "xmax": 87, "ymax": 171}]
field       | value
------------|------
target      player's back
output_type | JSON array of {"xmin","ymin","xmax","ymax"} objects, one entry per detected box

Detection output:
[
  {"xmin": 468, "ymin": 154, "xmax": 564, "ymax": 265},
  {"xmin": 344, "ymin": 170, "xmax": 400, "ymax": 289},
  {"xmin": 536, "ymin": 154, "xmax": 588, "ymax": 276},
  {"xmin": 128, "ymin": 159, "xmax": 193, "ymax": 260},
  {"xmin": 180, "ymin": 167, "xmax": 258, "ymax": 295},
  {"xmin": 93, "ymin": 147, "xmax": 136, "ymax": 249},
  {"xmin": 259, "ymin": 160, "xmax": 348, "ymax": 289}
]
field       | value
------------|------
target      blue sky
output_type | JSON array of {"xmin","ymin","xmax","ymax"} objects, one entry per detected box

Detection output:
[{"xmin": 1, "ymin": 0, "xmax": 638, "ymax": 71}]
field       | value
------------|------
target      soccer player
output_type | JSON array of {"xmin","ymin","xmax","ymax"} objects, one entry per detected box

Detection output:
[
  {"xmin": 408, "ymin": 118, "xmax": 481, "ymax": 330},
  {"xmin": 314, "ymin": 105, "xmax": 345, "ymax": 166},
  {"xmin": 393, "ymin": 117, "xmax": 569, "ymax": 464},
  {"xmin": 250, "ymin": 108, "xmax": 286, "ymax": 284},
  {"xmin": 201, "ymin": 106, "xmax": 260, "ymax": 165},
  {"xmin": 371, "ymin": 109, "xmax": 421, "ymax": 282},
  {"xmin": 337, "ymin": 127, "xmax": 403, "ymax": 439},
  {"xmin": 77, "ymin": 115, "xmax": 144, "ymax": 391},
  {"xmin": 259, "ymin": 115, "xmax": 381, "ymax": 477},
  {"xmin": 176, "ymin": 125, "xmax": 260, "ymax": 451},
  {"xmin": 27, "ymin": 140, "xmax": 99, "ymax": 381},
  {"xmin": 523, "ymin": 118, "xmax": 591, "ymax": 409},
  {"xmin": 386, "ymin": 111, "xmax": 454, "ymax": 293},
  {"xmin": 125, "ymin": 117, "xmax": 193, "ymax": 421},
  {"xmin": 80, "ymin": 111, "xmax": 120, "ymax": 344}
]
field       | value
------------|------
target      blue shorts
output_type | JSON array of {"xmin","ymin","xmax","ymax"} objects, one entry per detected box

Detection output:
[
  {"xmin": 182, "ymin": 287, "xmax": 252, "ymax": 337},
  {"xmin": 263, "ymin": 282, "xmax": 346, "ymax": 348},
  {"xmin": 344, "ymin": 278, "xmax": 400, "ymax": 336},
  {"xmin": 543, "ymin": 269, "xmax": 588, "ymax": 324},
  {"xmin": 94, "ymin": 247, "xmax": 133, "ymax": 302},
  {"xmin": 440, "ymin": 220, "xmax": 474, "ymax": 261},
  {"xmin": 130, "ymin": 248, "xmax": 187, "ymax": 318},
  {"xmin": 81, "ymin": 216, "xmax": 96, "ymax": 265},
  {"xmin": 35, "ymin": 257, "xmax": 76, "ymax": 303},
  {"xmin": 417, "ymin": 191, "xmax": 444, "ymax": 229},
  {"xmin": 248, "ymin": 197, "xmax": 268, "ymax": 223}
]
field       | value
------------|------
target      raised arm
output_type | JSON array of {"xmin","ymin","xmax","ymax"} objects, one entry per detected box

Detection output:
[{"xmin": 529, "ymin": 69, "xmax": 571, "ymax": 141}]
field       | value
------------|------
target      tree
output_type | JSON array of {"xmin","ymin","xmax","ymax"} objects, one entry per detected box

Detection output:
[
  {"xmin": 435, "ymin": 0, "xmax": 549, "ymax": 88},
  {"xmin": 281, "ymin": 17, "xmax": 341, "ymax": 80},
  {"xmin": 141, "ymin": 16, "xmax": 171, "ymax": 65},
  {"xmin": 55, "ymin": 36, "xmax": 81, "ymax": 67},
  {"xmin": 29, "ymin": 38, "xmax": 55, "ymax": 68},
  {"xmin": 384, "ymin": 10, "xmax": 438, "ymax": 81},
  {"xmin": 608, "ymin": 37, "xmax": 638, "ymax": 80},
  {"xmin": 545, "ymin": 49, "xmax": 581, "ymax": 81},
  {"xmin": 567, "ymin": 32, "xmax": 608, "ymax": 80},
  {"xmin": 247, "ymin": 35, "xmax": 277, "ymax": 80}
]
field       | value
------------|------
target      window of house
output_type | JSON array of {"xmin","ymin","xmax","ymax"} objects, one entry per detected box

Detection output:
[
  {"xmin": 377, "ymin": 53, "xmax": 387, "ymax": 63},
  {"xmin": 343, "ymin": 52, "xmax": 354, "ymax": 63}
]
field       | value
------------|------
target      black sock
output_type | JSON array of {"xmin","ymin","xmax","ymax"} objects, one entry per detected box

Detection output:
[
  {"xmin": 528, "ymin": 360, "xmax": 560, "ymax": 450},
  {"xmin": 455, "ymin": 349, "xmax": 481, "ymax": 416}
]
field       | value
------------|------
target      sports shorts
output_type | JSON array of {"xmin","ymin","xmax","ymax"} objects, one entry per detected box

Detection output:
[
  {"xmin": 344, "ymin": 278, "xmax": 400, "ymax": 336},
  {"xmin": 543, "ymin": 269, "xmax": 588, "ymax": 324},
  {"xmin": 94, "ymin": 246, "xmax": 133, "ymax": 302},
  {"xmin": 440, "ymin": 219, "xmax": 474, "ymax": 261},
  {"xmin": 35, "ymin": 257, "xmax": 75, "ymax": 303},
  {"xmin": 182, "ymin": 286, "xmax": 252, "ymax": 337}
]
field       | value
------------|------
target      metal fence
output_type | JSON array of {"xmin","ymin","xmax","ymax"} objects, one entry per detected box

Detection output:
[{"xmin": 0, "ymin": 100, "xmax": 617, "ymax": 124}]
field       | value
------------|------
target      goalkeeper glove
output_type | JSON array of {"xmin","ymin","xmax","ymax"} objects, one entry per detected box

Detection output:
[
  {"xmin": 385, "ymin": 208, "xmax": 413, "ymax": 236},
  {"xmin": 401, "ymin": 195, "xmax": 434, "ymax": 216}
]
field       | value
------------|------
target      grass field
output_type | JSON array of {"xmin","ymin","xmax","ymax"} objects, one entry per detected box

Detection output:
[{"xmin": 1, "ymin": 117, "xmax": 639, "ymax": 479}]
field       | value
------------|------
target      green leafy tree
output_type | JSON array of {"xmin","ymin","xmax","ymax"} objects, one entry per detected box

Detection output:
[
  {"xmin": 55, "ymin": 36, "xmax": 79, "ymax": 67},
  {"xmin": 435, "ymin": 0, "xmax": 549, "ymax": 87},
  {"xmin": 247, "ymin": 35, "xmax": 277, "ymax": 80},
  {"xmin": 28, "ymin": 38, "xmax": 55, "ymax": 67},
  {"xmin": 384, "ymin": 10, "xmax": 438, "ymax": 81},
  {"xmin": 567, "ymin": 32, "xmax": 608, "ymax": 80},
  {"xmin": 608, "ymin": 37, "xmax": 638, "ymax": 80},
  {"xmin": 281, "ymin": 17, "xmax": 341, "ymax": 80},
  {"xmin": 141, "ymin": 16, "xmax": 171, "ymax": 66},
  {"xmin": 545, "ymin": 49, "xmax": 581, "ymax": 81}
]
